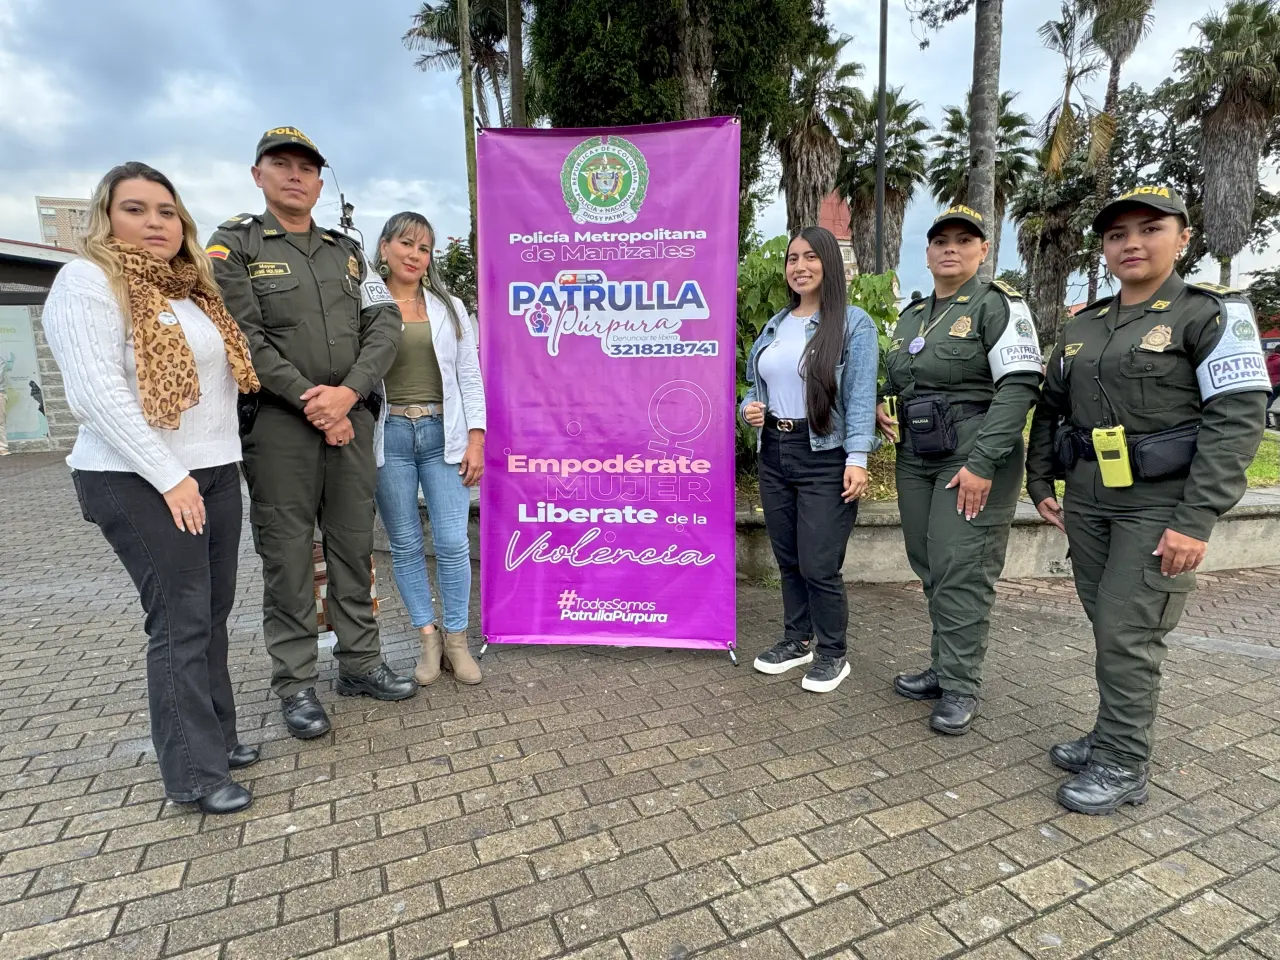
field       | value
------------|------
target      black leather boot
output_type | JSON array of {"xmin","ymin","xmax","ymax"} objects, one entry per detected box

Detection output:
[
  {"xmin": 894, "ymin": 667, "xmax": 942, "ymax": 700},
  {"xmin": 282, "ymin": 688, "xmax": 331, "ymax": 739},
  {"xmin": 336, "ymin": 662, "xmax": 417, "ymax": 701},
  {"xmin": 228, "ymin": 744, "xmax": 260, "ymax": 770},
  {"xmin": 1057, "ymin": 761, "xmax": 1148, "ymax": 816},
  {"xmin": 1049, "ymin": 730, "xmax": 1096, "ymax": 774},
  {"xmin": 197, "ymin": 782, "xmax": 253, "ymax": 815},
  {"xmin": 930, "ymin": 691, "xmax": 978, "ymax": 735}
]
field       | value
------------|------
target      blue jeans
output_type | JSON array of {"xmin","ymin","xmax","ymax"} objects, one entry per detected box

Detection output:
[{"xmin": 375, "ymin": 415, "xmax": 472, "ymax": 632}]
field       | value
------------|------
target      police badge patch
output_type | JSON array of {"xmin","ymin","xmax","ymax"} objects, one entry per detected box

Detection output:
[
  {"xmin": 949, "ymin": 316, "xmax": 973, "ymax": 338},
  {"xmin": 1139, "ymin": 325, "xmax": 1173, "ymax": 352},
  {"xmin": 347, "ymin": 256, "xmax": 361, "ymax": 279},
  {"xmin": 1015, "ymin": 318, "xmax": 1034, "ymax": 339}
]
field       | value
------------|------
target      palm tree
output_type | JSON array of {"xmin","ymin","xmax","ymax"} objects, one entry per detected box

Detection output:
[
  {"xmin": 1039, "ymin": 3, "xmax": 1105, "ymax": 177},
  {"xmin": 507, "ymin": 0, "xmax": 526, "ymax": 126},
  {"xmin": 405, "ymin": 0, "xmax": 512, "ymax": 128},
  {"xmin": 1080, "ymin": 0, "xmax": 1155, "ymax": 299},
  {"xmin": 967, "ymin": 0, "xmax": 1004, "ymax": 280},
  {"xmin": 1176, "ymin": 0, "xmax": 1280, "ymax": 286},
  {"xmin": 773, "ymin": 34, "xmax": 865, "ymax": 236},
  {"xmin": 836, "ymin": 87, "xmax": 929, "ymax": 274},
  {"xmin": 1012, "ymin": 150, "xmax": 1094, "ymax": 348},
  {"xmin": 926, "ymin": 91, "xmax": 1035, "ymax": 271}
]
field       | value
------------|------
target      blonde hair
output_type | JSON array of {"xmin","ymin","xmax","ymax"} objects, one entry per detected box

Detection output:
[
  {"xmin": 373, "ymin": 211, "xmax": 465, "ymax": 338},
  {"xmin": 78, "ymin": 162, "xmax": 217, "ymax": 330}
]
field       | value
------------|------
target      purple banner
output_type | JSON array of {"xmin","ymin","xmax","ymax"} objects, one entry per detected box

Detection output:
[{"xmin": 477, "ymin": 118, "xmax": 740, "ymax": 649}]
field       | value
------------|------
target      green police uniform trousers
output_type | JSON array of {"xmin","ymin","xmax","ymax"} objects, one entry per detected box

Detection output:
[
  {"xmin": 243, "ymin": 405, "xmax": 383, "ymax": 697},
  {"xmin": 1063, "ymin": 478, "xmax": 1194, "ymax": 772},
  {"xmin": 897, "ymin": 417, "xmax": 1025, "ymax": 696}
]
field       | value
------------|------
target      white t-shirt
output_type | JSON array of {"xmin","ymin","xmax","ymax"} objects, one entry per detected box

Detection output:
[{"xmin": 758, "ymin": 313, "xmax": 811, "ymax": 419}]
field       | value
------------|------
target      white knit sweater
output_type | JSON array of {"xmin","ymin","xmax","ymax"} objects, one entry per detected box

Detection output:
[{"xmin": 43, "ymin": 259, "xmax": 242, "ymax": 493}]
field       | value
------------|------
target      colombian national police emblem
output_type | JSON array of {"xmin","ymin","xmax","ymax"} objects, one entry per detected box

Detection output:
[
  {"xmin": 1015, "ymin": 318, "xmax": 1034, "ymax": 339},
  {"xmin": 561, "ymin": 135, "xmax": 649, "ymax": 224}
]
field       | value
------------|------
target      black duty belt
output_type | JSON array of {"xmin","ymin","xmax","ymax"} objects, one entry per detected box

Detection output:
[
  {"xmin": 765, "ymin": 413, "xmax": 808, "ymax": 433},
  {"xmin": 946, "ymin": 401, "xmax": 990, "ymax": 421}
]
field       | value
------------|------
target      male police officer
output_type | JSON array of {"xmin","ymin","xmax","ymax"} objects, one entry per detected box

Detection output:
[{"xmin": 208, "ymin": 127, "xmax": 413, "ymax": 739}]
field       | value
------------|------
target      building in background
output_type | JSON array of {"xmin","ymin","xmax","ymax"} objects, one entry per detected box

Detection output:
[
  {"xmin": 1, "ymin": 238, "xmax": 76, "ymax": 451},
  {"xmin": 35, "ymin": 197, "xmax": 89, "ymax": 249},
  {"xmin": 818, "ymin": 192, "xmax": 857, "ymax": 280}
]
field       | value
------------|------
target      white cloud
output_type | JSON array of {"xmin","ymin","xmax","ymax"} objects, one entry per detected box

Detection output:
[
  {"xmin": 143, "ymin": 72, "xmax": 249, "ymax": 124},
  {"xmin": 0, "ymin": 0, "xmax": 77, "ymax": 144}
]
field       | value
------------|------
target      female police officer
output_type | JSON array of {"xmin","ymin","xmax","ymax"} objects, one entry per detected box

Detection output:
[
  {"xmin": 1026, "ymin": 186, "xmax": 1269, "ymax": 815},
  {"xmin": 877, "ymin": 205, "xmax": 1043, "ymax": 735}
]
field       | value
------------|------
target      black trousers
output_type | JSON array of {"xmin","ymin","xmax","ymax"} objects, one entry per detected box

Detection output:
[
  {"xmin": 74, "ymin": 465, "xmax": 242, "ymax": 802},
  {"xmin": 758, "ymin": 429, "xmax": 858, "ymax": 658}
]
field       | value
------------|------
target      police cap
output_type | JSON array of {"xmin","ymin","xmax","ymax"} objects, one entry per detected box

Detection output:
[
  {"xmin": 254, "ymin": 126, "xmax": 327, "ymax": 168},
  {"xmin": 1093, "ymin": 185, "xmax": 1188, "ymax": 233},
  {"xmin": 927, "ymin": 204, "xmax": 987, "ymax": 241}
]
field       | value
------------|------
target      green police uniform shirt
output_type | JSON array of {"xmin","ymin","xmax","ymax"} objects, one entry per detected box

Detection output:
[
  {"xmin": 206, "ymin": 211, "xmax": 402, "ymax": 411},
  {"xmin": 1026, "ymin": 272, "xmax": 1269, "ymax": 541},
  {"xmin": 885, "ymin": 274, "xmax": 1044, "ymax": 478}
]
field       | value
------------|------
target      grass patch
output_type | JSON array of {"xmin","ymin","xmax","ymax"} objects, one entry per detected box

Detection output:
[{"xmin": 1248, "ymin": 433, "xmax": 1279, "ymax": 487}]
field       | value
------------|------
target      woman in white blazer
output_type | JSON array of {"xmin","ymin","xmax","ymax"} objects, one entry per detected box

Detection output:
[{"xmin": 372, "ymin": 213, "xmax": 486, "ymax": 686}]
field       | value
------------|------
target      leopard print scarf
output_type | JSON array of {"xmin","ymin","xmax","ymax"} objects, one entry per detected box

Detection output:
[{"xmin": 109, "ymin": 240, "xmax": 259, "ymax": 430}]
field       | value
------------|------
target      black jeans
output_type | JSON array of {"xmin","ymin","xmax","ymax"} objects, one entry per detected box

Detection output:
[
  {"xmin": 74, "ymin": 464, "xmax": 242, "ymax": 802},
  {"xmin": 757, "ymin": 429, "xmax": 859, "ymax": 658}
]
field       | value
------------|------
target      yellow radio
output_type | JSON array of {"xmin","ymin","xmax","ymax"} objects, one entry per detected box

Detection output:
[{"xmin": 1091, "ymin": 426, "xmax": 1133, "ymax": 488}]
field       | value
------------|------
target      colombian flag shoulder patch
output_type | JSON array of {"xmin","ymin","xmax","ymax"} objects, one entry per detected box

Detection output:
[{"xmin": 206, "ymin": 244, "xmax": 230, "ymax": 260}]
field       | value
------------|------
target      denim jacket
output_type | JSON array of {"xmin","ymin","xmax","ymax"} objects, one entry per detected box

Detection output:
[{"xmin": 739, "ymin": 304, "xmax": 880, "ymax": 465}]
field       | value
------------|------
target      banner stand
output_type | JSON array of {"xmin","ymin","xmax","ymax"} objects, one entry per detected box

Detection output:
[
  {"xmin": 475, "ymin": 638, "xmax": 740, "ymax": 665},
  {"xmin": 476, "ymin": 118, "xmax": 741, "ymax": 655}
]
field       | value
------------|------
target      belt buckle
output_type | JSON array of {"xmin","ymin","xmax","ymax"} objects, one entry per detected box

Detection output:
[
  {"xmin": 404, "ymin": 404, "xmax": 425, "ymax": 420},
  {"xmin": 777, "ymin": 418, "xmax": 795, "ymax": 432}
]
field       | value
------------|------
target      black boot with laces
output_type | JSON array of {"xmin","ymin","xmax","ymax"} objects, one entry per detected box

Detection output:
[{"xmin": 1056, "ymin": 761, "xmax": 1148, "ymax": 816}]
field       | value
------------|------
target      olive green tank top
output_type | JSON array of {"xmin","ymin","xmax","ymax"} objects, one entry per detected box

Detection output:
[{"xmin": 385, "ymin": 320, "xmax": 444, "ymax": 405}]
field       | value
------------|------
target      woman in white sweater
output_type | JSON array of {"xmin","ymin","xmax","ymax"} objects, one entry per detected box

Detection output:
[
  {"xmin": 372, "ymin": 212, "xmax": 486, "ymax": 686},
  {"xmin": 44, "ymin": 162, "xmax": 261, "ymax": 815}
]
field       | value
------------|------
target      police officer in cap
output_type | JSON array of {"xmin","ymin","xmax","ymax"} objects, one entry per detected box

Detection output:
[
  {"xmin": 878, "ymin": 205, "xmax": 1044, "ymax": 735},
  {"xmin": 1027, "ymin": 186, "xmax": 1269, "ymax": 814},
  {"xmin": 208, "ymin": 127, "xmax": 413, "ymax": 739}
]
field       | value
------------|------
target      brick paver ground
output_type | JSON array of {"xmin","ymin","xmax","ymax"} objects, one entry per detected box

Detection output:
[{"xmin": 2, "ymin": 452, "xmax": 1279, "ymax": 960}]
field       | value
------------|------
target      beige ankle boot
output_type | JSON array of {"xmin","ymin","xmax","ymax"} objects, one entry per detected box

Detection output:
[
  {"xmin": 442, "ymin": 631, "xmax": 482, "ymax": 685},
  {"xmin": 414, "ymin": 627, "xmax": 443, "ymax": 685}
]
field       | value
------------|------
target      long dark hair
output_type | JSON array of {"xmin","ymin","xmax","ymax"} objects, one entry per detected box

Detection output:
[{"xmin": 788, "ymin": 226, "xmax": 847, "ymax": 436}]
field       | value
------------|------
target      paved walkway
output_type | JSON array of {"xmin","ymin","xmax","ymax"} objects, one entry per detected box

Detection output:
[{"xmin": 2, "ymin": 453, "xmax": 1279, "ymax": 960}]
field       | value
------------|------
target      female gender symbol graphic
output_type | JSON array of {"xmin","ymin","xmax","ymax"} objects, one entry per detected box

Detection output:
[{"xmin": 647, "ymin": 379, "xmax": 713, "ymax": 458}]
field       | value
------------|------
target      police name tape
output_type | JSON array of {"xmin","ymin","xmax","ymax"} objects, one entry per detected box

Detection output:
[{"xmin": 508, "ymin": 454, "xmax": 712, "ymax": 478}]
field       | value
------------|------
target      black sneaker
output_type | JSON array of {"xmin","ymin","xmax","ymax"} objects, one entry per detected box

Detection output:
[
  {"xmin": 801, "ymin": 654, "xmax": 851, "ymax": 693},
  {"xmin": 1057, "ymin": 761, "xmax": 1148, "ymax": 816},
  {"xmin": 753, "ymin": 638, "xmax": 813, "ymax": 675}
]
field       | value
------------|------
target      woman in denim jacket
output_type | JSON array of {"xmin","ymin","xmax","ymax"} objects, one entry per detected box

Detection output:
[{"xmin": 740, "ymin": 226, "xmax": 879, "ymax": 693}]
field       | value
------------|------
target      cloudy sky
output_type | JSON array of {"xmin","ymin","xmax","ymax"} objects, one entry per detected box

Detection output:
[{"xmin": 0, "ymin": 0, "xmax": 1267, "ymax": 301}]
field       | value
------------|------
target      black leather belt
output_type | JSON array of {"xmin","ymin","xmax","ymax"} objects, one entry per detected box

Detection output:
[{"xmin": 765, "ymin": 413, "xmax": 808, "ymax": 433}]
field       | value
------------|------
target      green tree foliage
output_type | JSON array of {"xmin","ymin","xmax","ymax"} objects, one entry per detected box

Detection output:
[
  {"xmin": 405, "ymin": 0, "xmax": 513, "ymax": 127},
  {"xmin": 1245, "ymin": 265, "xmax": 1280, "ymax": 322},
  {"xmin": 1176, "ymin": 0, "xmax": 1280, "ymax": 285},
  {"xmin": 835, "ymin": 86, "xmax": 930, "ymax": 274},
  {"xmin": 529, "ymin": 0, "xmax": 823, "ymax": 244},
  {"xmin": 438, "ymin": 236, "xmax": 478, "ymax": 315},
  {"xmin": 735, "ymin": 236, "xmax": 898, "ymax": 473},
  {"xmin": 926, "ymin": 91, "xmax": 1035, "ymax": 270},
  {"xmin": 1109, "ymin": 80, "xmax": 1280, "ymax": 279}
]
